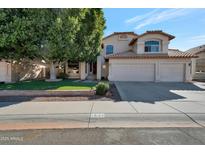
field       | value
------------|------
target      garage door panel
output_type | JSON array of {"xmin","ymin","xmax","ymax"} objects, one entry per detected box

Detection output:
[
  {"xmin": 159, "ymin": 63, "xmax": 184, "ymax": 82},
  {"xmin": 111, "ymin": 63, "xmax": 155, "ymax": 81}
]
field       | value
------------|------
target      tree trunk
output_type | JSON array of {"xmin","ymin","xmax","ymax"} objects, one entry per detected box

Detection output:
[{"xmin": 50, "ymin": 61, "xmax": 56, "ymax": 80}]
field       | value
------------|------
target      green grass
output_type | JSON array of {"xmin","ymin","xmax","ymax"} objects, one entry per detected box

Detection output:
[{"xmin": 0, "ymin": 80, "xmax": 97, "ymax": 90}]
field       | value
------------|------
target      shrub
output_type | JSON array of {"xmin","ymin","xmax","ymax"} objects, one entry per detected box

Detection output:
[{"xmin": 96, "ymin": 82, "xmax": 110, "ymax": 95}]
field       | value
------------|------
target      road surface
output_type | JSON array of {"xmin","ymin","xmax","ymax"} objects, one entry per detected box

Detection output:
[{"xmin": 1, "ymin": 128, "xmax": 205, "ymax": 145}]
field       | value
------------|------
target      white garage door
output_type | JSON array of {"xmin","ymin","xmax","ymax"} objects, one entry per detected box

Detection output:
[
  {"xmin": 159, "ymin": 63, "xmax": 184, "ymax": 82},
  {"xmin": 110, "ymin": 63, "xmax": 155, "ymax": 81}
]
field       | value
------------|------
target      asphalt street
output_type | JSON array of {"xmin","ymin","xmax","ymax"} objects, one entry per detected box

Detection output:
[{"xmin": 0, "ymin": 128, "xmax": 205, "ymax": 145}]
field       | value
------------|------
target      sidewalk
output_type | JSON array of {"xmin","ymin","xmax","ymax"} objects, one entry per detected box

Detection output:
[{"xmin": 0, "ymin": 101, "xmax": 205, "ymax": 130}]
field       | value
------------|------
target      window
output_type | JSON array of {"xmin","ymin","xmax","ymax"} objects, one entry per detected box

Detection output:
[
  {"xmin": 145, "ymin": 41, "xmax": 160, "ymax": 52},
  {"xmin": 106, "ymin": 45, "xmax": 114, "ymax": 54}
]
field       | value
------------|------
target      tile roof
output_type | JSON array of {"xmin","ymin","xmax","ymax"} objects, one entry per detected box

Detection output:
[
  {"xmin": 129, "ymin": 30, "xmax": 175, "ymax": 46},
  {"xmin": 103, "ymin": 32, "xmax": 138, "ymax": 40},
  {"xmin": 186, "ymin": 44, "xmax": 205, "ymax": 55},
  {"xmin": 105, "ymin": 49, "xmax": 197, "ymax": 59}
]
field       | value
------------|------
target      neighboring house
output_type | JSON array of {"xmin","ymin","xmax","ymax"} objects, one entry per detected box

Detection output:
[
  {"xmin": 97, "ymin": 31, "xmax": 196, "ymax": 82},
  {"xmin": 0, "ymin": 30, "xmax": 197, "ymax": 83},
  {"xmin": 187, "ymin": 44, "xmax": 205, "ymax": 81}
]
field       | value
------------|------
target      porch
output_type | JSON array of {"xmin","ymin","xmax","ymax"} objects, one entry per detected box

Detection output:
[{"xmin": 54, "ymin": 62, "xmax": 97, "ymax": 80}]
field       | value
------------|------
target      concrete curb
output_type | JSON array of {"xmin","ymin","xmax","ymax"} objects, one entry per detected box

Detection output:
[{"xmin": 0, "ymin": 113, "xmax": 204, "ymax": 130}]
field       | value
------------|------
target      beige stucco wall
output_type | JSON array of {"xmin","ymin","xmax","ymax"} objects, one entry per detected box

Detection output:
[
  {"xmin": 191, "ymin": 51, "xmax": 205, "ymax": 80},
  {"xmin": 101, "ymin": 34, "xmax": 137, "ymax": 79},
  {"xmin": 133, "ymin": 34, "xmax": 170, "ymax": 54},
  {"xmin": 191, "ymin": 52, "xmax": 205, "ymax": 73},
  {"xmin": 196, "ymin": 52, "xmax": 205, "ymax": 72},
  {"xmin": 108, "ymin": 58, "xmax": 192, "ymax": 82},
  {"xmin": 97, "ymin": 56, "xmax": 102, "ymax": 80},
  {"xmin": 0, "ymin": 61, "xmax": 12, "ymax": 83},
  {"xmin": 102, "ymin": 34, "xmax": 137, "ymax": 55},
  {"xmin": 11, "ymin": 61, "xmax": 46, "ymax": 82},
  {"xmin": 79, "ymin": 62, "xmax": 88, "ymax": 80},
  {"xmin": 198, "ymin": 52, "xmax": 205, "ymax": 58}
]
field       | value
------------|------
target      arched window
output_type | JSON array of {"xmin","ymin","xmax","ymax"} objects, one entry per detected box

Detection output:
[
  {"xmin": 106, "ymin": 45, "xmax": 114, "ymax": 55},
  {"xmin": 145, "ymin": 40, "xmax": 160, "ymax": 52}
]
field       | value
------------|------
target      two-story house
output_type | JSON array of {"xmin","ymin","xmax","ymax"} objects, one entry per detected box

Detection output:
[
  {"xmin": 96, "ymin": 30, "xmax": 196, "ymax": 82},
  {"xmin": 0, "ymin": 30, "xmax": 197, "ymax": 83}
]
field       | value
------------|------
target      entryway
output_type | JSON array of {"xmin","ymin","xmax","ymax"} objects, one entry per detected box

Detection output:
[{"xmin": 86, "ymin": 62, "xmax": 97, "ymax": 80}]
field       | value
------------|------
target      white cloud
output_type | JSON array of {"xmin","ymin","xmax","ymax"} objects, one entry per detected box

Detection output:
[
  {"xmin": 125, "ymin": 9, "xmax": 159, "ymax": 24},
  {"xmin": 189, "ymin": 35, "xmax": 205, "ymax": 44},
  {"xmin": 191, "ymin": 35, "xmax": 205, "ymax": 41},
  {"xmin": 176, "ymin": 35, "xmax": 205, "ymax": 51},
  {"xmin": 125, "ymin": 9, "xmax": 193, "ymax": 30}
]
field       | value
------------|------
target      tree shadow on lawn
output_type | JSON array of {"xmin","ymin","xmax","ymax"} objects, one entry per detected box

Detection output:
[{"xmin": 117, "ymin": 82, "xmax": 205, "ymax": 104}]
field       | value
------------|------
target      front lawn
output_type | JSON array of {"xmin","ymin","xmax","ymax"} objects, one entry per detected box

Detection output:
[{"xmin": 0, "ymin": 80, "xmax": 96, "ymax": 90}]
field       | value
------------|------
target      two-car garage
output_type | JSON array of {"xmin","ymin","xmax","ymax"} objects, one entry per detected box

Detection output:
[{"xmin": 108, "ymin": 59, "xmax": 190, "ymax": 82}]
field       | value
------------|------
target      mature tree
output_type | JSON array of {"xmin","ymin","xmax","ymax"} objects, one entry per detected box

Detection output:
[
  {"xmin": 76, "ymin": 9, "xmax": 106, "ymax": 62},
  {"xmin": 0, "ymin": 9, "xmax": 43, "ymax": 61},
  {"xmin": 0, "ymin": 8, "xmax": 105, "ymax": 80},
  {"xmin": 41, "ymin": 9, "xmax": 105, "ymax": 80},
  {"xmin": 40, "ymin": 9, "xmax": 86, "ymax": 80}
]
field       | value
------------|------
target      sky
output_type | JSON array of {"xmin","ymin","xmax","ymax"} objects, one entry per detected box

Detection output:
[{"xmin": 103, "ymin": 8, "xmax": 205, "ymax": 51}]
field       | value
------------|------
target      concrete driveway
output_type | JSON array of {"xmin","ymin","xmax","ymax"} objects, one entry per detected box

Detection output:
[
  {"xmin": 115, "ymin": 81, "xmax": 205, "ymax": 115},
  {"xmin": 115, "ymin": 82, "xmax": 205, "ymax": 103}
]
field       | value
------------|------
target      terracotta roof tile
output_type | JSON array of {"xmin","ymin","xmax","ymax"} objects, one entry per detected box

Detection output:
[
  {"xmin": 105, "ymin": 49, "xmax": 197, "ymax": 59},
  {"xmin": 186, "ymin": 44, "xmax": 205, "ymax": 55},
  {"xmin": 103, "ymin": 32, "xmax": 138, "ymax": 40}
]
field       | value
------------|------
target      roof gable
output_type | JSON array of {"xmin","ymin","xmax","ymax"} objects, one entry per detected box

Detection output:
[
  {"xmin": 103, "ymin": 32, "xmax": 138, "ymax": 40},
  {"xmin": 186, "ymin": 44, "xmax": 205, "ymax": 55},
  {"xmin": 129, "ymin": 30, "xmax": 175, "ymax": 46}
]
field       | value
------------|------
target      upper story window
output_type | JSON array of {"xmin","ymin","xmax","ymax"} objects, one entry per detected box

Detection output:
[
  {"xmin": 145, "ymin": 40, "xmax": 160, "ymax": 52},
  {"xmin": 106, "ymin": 45, "xmax": 114, "ymax": 55}
]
